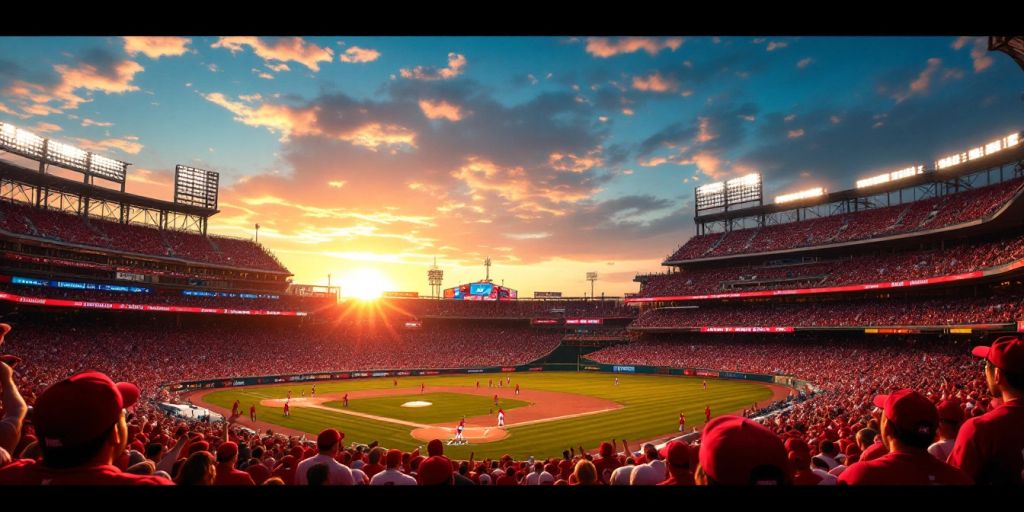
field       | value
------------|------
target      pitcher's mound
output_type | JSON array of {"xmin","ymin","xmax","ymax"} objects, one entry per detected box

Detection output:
[
  {"xmin": 401, "ymin": 401, "xmax": 433, "ymax": 408},
  {"xmin": 411, "ymin": 426, "xmax": 509, "ymax": 443}
]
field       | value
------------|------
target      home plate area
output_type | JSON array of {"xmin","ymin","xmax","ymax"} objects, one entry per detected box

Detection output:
[{"xmin": 411, "ymin": 425, "xmax": 509, "ymax": 444}]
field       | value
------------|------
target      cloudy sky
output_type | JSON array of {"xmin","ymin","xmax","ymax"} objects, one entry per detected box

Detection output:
[{"xmin": 0, "ymin": 36, "xmax": 1021, "ymax": 297}]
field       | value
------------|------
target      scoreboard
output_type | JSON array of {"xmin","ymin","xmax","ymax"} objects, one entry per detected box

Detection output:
[{"xmin": 443, "ymin": 282, "xmax": 518, "ymax": 301}]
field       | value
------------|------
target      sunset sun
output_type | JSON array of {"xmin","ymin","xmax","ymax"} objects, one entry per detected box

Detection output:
[{"xmin": 341, "ymin": 268, "xmax": 394, "ymax": 300}]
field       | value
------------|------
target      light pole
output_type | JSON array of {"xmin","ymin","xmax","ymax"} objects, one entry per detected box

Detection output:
[
  {"xmin": 586, "ymin": 272, "xmax": 597, "ymax": 300},
  {"xmin": 255, "ymin": 223, "xmax": 260, "ymax": 244}
]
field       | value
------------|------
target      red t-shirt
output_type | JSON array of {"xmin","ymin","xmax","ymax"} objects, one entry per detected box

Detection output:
[
  {"xmin": 362, "ymin": 463, "xmax": 385, "ymax": 479},
  {"xmin": 859, "ymin": 440, "xmax": 889, "ymax": 462},
  {"xmin": 594, "ymin": 457, "xmax": 621, "ymax": 484},
  {"xmin": 947, "ymin": 400, "xmax": 1024, "ymax": 485},
  {"xmin": 0, "ymin": 459, "xmax": 172, "ymax": 485},
  {"xmin": 837, "ymin": 450, "xmax": 972, "ymax": 485},
  {"xmin": 558, "ymin": 459, "xmax": 573, "ymax": 480},
  {"xmin": 214, "ymin": 463, "xmax": 255, "ymax": 485},
  {"xmin": 793, "ymin": 470, "xmax": 823, "ymax": 486}
]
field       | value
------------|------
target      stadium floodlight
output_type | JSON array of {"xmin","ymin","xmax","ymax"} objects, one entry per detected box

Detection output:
[
  {"xmin": 775, "ymin": 187, "xmax": 826, "ymax": 204},
  {"xmin": 694, "ymin": 181, "xmax": 726, "ymax": 210},
  {"xmin": 856, "ymin": 165, "xmax": 923, "ymax": 189},
  {"xmin": 46, "ymin": 140, "xmax": 89, "ymax": 172},
  {"xmin": 0, "ymin": 122, "xmax": 46, "ymax": 159},
  {"xmin": 936, "ymin": 132, "xmax": 1020, "ymax": 170},
  {"xmin": 174, "ymin": 164, "xmax": 219, "ymax": 210},
  {"xmin": 725, "ymin": 173, "xmax": 762, "ymax": 205}
]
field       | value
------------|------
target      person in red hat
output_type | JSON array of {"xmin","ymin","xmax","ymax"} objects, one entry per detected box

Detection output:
[
  {"xmin": 249, "ymin": 404, "xmax": 256, "ymax": 422},
  {"xmin": 592, "ymin": 441, "xmax": 621, "ymax": 484},
  {"xmin": 695, "ymin": 416, "xmax": 791, "ymax": 485},
  {"xmin": 928, "ymin": 399, "xmax": 964, "ymax": 462},
  {"xmin": 293, "ymin": 429, "xmax": 353, "ymax": 485},
  {"xmin": 0, "ymin": 371, "xmax": 170, "ymax": 485},
  {"xmin": 213, "ymin": 442, "xmax": 254, "ymax": 485},
  {"xmin": 705, "ymin": 405, "xmax": 711, "ymax": 424},
  {"xmin": 678, "ymin": 412, "xmax": 686, "ymax": 432},
  {"xmin": 838, "ymin": 390, "xmax": 971, "ymax": 485},
  {"xmin": 658, "ymin": 441, "xmax": 692, "ymax": 485},
  {"xmin": 948, "ymin": 337, "xmax": 1024, "ymax": 484},
  {"xmin": 283, "ymin": 401, "xmax": 290, "ymax": 417}
]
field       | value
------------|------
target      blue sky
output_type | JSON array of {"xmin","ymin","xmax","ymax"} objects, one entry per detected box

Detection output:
[{"xmin": 0, "ymin": 36, "xmax": 1021, "ymax": 296}]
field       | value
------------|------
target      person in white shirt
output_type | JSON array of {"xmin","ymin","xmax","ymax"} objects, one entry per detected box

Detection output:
[
  {"xmin": 525, "ymin": 462, "xmax": 554, "ymax": 485},
  {"xmin": 810, "ymin": 456, "xmax": 838, "ymax": 485},
  {"xmin": 293, "ymin": 429, "xmax": 355, "ymax": 485},
  {"xmin": 370, "ymin": 449, "xmax": 417, "ymax": 486},
  {"xmin": 813, "ymin": 440, "xmax": 840, "ymax": 470},
  {"xmin": 609, "ymin": 463, "xmax": 635, "ymax": 485},
  {"xmin": 928, "ymin": 399, "xmax": 963, "ymax": 461}
]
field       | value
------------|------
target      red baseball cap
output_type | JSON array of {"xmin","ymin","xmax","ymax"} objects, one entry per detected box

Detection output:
[
  {"xmin": 317, "ymin": 429, "xmax": 342, "ymax": 451},
  {"xmin": 873, "ymin": 389, "xmax": 938, "ymax": 436},
  {"xmin": 972, "ymin": 337, "xmax": 1024, "ymax": 374},
  {"xmin": 660, "ymin": 441, "xmax": 690, "ymax": 468},
  {"xmin": 936, "ymin": 400, "xmax": 965, "ymax": 423},
  {"xmin": 217, "ymin": 441, "xmax": 239, "ymax": 461},
  {"xmin": 699, "ymin": 416, "xmax": 791, "ymax": 485},
  {"xmin": 418, "ymin": 455, "xmax": 454, "ymax": 485},
  {"xmin": 33, "ymin": 371, "xmax": 140, "ymax": 449}
]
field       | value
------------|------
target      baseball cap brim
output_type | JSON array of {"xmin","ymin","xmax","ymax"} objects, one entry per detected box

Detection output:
[
  {"xmin": 117, "ymin": 382, "xmax": 140, "ymax": 409},
  {"xmin": 872, "ymin": 395, "xmax": 889, "ymax": 409},
  {"xmin": 971, "ymin": 346, "xmax": 991, "ymax": 359}
]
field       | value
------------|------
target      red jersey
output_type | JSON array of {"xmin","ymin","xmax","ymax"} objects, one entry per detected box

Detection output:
[
  {"xmin": 860, "ymin": 440, "xmax": 889, "ymax": 462},
  {"xmin": 947, "ymin": 399, "xmax": 1024, "ymax": 485},
  {"xmin": 704, "ymin": 407, "xmax": 711, "ymax": 419},
  {"xmin": 362, "ymin": 463, "xmax": 385, "ymax": 479},
  {"xmin": 0, "ymin": 460, "xmax": 171, "ymax": 485},
  {"xmin": 250, "ymin": 405, "xmax": 256, "ymax": 414},
  {"xmin": 214, "ymin": 463, "xmax": 256, "ymax": 485},
  {"xmin": 838, "ymin": 450, "xmax": 972, "ymax": 485},
  {"xmin": 284, "ymin": 403, "xmax": 290, "ymax": 411},
  {"xmin": 679, "ymin": 415, "xmax": 686, "ymax": 425}
]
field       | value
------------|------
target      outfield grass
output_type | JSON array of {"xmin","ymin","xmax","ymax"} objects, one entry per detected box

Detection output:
[
  {"xmin": 202, "ymin": 372, "xmax": 773, "ymax": 459},
  {"xmin": 321, "ymin": 392, "xmax": 530, "ymax": 424}
]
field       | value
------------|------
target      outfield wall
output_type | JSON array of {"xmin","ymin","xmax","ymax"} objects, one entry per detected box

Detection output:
[{"xmin": 162, "ymin": 362, "xmax": 806, "ymax": 394}]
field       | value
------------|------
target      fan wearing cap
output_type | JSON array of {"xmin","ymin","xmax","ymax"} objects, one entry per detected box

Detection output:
[
  {"xmin": 0, "ymin": 371, "xmax": 170, "ymax": 485},
  {"xmin": 213, "ymin": 442, "xmax": 254, "ymax": 485},
  {"xmin": 370, "ymin": 449, "xmax": 417, "ymax": 485},
  {"xmin": 838, "ymin": 390, "xmax": 971, "ymax": 485},
  {"xmin": 948, "ymin": 337, "xmax": 1024, "ymax": 485},
  {"xmin": 657, "ymin": 441, "xmax": 693, "ymax": 485},
  {"xmin": 293, "ymin": 429, "xmax": 354, "ymax": 485},
  {"xmin": 927, "ymin": 400, "xmax": 964, "ymax": 462},
  {"xmin": 694, "ymin": 416, "xmax": 791, "ymax": 485}
]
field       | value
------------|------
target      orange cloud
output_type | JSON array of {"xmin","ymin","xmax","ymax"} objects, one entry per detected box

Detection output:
[
  {"xmin": 548, "ymin": 149, "xmax": 603, "ymax": 173},
  {"xmin": 697, "ymin": 117, "xmax": 714, "ymax": 142},
  {"xmin": 418, "ymin": 99, "xmax": 463, "ymax": 121},
  {"xmin": 123, "ymin": 37, "xmax": 191, "ymax": 59},
  {"xmin": 340, "ymin": 46, "xmax": 381, "ymax": 63},
  {"xmin": 32, "ymin": 122, "xmax": 62, "ymax": 133},
  {"xmin": 72, "ymin": 135, "xmax": 143, "ymax": 155},
  {"xmin": 212, "ymin": 37, "xmax": 334, "ymax": 72},
  {"xmin": 631, "ymin": 72, "xmax": 678, "ymax": 93},
  {"xmin": 585, "ymin": 37, "xmax": 683, "ymax": 58},
  {"xmin": 338, "ymin": 123, "xmax": 417, "ymax": 151},
  {"xmin": 400, "ymin": 52, "xmax": 466, "ymax": 80},
  {"xmin": 202, "ymin": 92, "xmax": 320, "ymax": 140},
  {"xmin": 5, "ymin": 60, "xmax": 144, "ymax": 116},
  {"xmin": 787, "ymin": 129, "xmax": 805, "ymax": 139},
  {"xmin": 82, "ymin": 118, "xmax": 114, "ymax": 127}
]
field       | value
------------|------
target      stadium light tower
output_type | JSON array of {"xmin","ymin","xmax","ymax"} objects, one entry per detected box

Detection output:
[
  {"xmin": 586, "ymin": 272, "xmax": 598, "ymax": 300},
  {"xmin": 484, "ymin": 256, "xmax": 492, "ymax": 282},
  {"xmin": 428, "ymin": 257, "xmax": 444, "ymax": 299}
]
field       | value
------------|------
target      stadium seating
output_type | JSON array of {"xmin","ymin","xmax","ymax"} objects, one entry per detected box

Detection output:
[
  {"xmin": 385, "ymin": 298, "xmax": 637, "ymax": 319},
  {"xmin": 629, "ymin": 294, "xmax": 1024, "ymax": 328},
  {"xmin": 0, "ymin": 200, "xmax": 287, "ymax": 272},
  {"xmin": 668, "ymin": 177, "xmax": 1024, "ymax": 261},
  {"xmin": 640, "ymin": 233, "xmax": 1024, "ymax": 297}
]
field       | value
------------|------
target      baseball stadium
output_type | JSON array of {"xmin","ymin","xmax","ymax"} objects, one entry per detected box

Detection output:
[{"xmin": 0, "ymin": 35, "xmax": 1023, "ymax": 489}]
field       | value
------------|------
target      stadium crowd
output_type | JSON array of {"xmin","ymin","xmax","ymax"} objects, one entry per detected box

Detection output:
[
  {"xmin": 588, "ymin": 334, "xmax": 1024, "ymax": 484},
  {"xmin": 667, "ymin": 177, "xmax": 1024, "ymax": 261},
  {"xmin": 1, "ymin": 321, "xmax": 1021, "ymax": 485},
  {"xmin": 641, "ymin": 233, "xmax": 1024, "ymax": 297},
  {"xmin": 630, "ymin": 295, "xmax": 1024, "ymax": 328},
  {"xmin": 0, "ymin": 200, "xmax": 287, "ymax": 272}
]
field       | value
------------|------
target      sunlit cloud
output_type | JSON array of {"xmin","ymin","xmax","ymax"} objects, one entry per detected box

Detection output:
[
  {"xmin": 340, "ymin": 46, "xmax": 381, "ymax": 63},
  {"xmin": 123, "ymin": 37, "xmax": 191, "ymax": 59},
  {"xmin": 584, "ymin": 37, "xmax": 683, "ymax": 58},
  {"xmin": 212, "ymin": 36, "xmax": 334, "ymax": 72},
  {"xmin": 400, "ymin": 52, "xmax": 466, "ymax": 80},
  {"xmin": 418, "ymin": 99, "xmax": 463, "ymax": 121}
]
